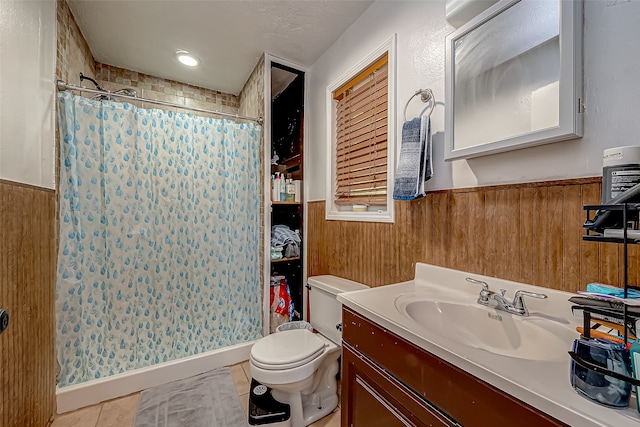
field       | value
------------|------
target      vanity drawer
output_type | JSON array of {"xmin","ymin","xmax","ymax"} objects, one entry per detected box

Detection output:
[
  {"xmin": 342, "ymin": 307, "xmax": 567, "ymax": 427},
  {"xmin": 342, "ymin": 342, "xmax": 457, "ymax": 427}
]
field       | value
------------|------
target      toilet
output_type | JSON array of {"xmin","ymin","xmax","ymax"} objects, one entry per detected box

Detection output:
[{"xmin": 249, "ymin": 275, "xmax": 368, "ymax": 427}]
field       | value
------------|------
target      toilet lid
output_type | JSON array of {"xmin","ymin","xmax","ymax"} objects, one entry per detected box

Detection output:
[{"xmin": 251, "ymin": 329, "xmax": 326, "ymax": 370}]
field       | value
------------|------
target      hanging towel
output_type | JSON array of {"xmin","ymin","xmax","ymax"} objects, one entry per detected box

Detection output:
[
  {"xmin": 393, "ymin": 115, "xmax": 432, "ymax": 200},
  {"xmin": 420, "ymin": 115, "xmax": 432, "ymax": 183}
]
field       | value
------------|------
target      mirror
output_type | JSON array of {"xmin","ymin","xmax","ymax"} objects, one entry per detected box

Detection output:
[{"xmin": 444, "ymin": 0, "xmax": 583, "ymax": 161}]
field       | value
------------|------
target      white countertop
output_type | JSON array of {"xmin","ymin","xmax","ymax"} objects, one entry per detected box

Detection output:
[{"xmin": 337, "ymin": 263, "xmax": 640, "ymax": 427}]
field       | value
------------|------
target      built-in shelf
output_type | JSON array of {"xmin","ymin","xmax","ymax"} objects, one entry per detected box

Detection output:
[
  {"xmin": 271, "ymin": 256, "xmax": 301, "ymax": 263},
  {"xmin": 269, "ymin": 61, "xmax": 305, "ymax": 325}
]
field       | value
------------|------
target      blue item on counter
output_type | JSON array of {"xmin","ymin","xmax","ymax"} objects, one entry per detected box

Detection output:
[
  {"xmin": 570, "ymin": 337, "xmax": 632, "ymax": 408},
  {"xmin": 586, "ymin": 282, "xmax": 640, "ymax": 298}
]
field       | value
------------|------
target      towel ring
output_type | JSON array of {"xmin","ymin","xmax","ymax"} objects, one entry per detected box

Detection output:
[{"xmin": 403, "ymin": 88, "xmax": 435, "ymax": 122}]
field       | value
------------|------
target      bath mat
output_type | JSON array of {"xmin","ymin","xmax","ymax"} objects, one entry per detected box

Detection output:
[{"xmin": 134, "ymin": 367, "xmax": 247, "ymax": 427}]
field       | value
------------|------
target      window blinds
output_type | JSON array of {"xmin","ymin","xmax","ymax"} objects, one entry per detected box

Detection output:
[{"xmin": 333, "ymin": 54, "xmax": 388, "ymax": 206}]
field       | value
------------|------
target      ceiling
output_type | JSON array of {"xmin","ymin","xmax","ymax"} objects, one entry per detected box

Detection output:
[{"xmin": 68, "ymin": 0, "xmax": 374, "ymax": 95}]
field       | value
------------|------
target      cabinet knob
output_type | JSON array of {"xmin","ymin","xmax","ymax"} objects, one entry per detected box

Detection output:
[{"xmin": 336, "ymin": 323, "xmax": 342, "ymax": 332}]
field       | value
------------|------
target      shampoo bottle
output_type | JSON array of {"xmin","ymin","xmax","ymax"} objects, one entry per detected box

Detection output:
[{"xmin": 271, "ymin": 175, "xmax": 279, "ymax": 202}]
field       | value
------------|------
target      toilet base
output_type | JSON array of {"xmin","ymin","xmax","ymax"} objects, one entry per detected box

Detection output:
[
  {"xmin": 249, "ymin": 347, "xmax": 341, "ymax": 427},
  {"xmin": 270, "ymin": 387, "xmax": 338, "ymax": 427},
  {"xmin": 248, "ymin": 379, "xmax": 291, "ymax": 426}
]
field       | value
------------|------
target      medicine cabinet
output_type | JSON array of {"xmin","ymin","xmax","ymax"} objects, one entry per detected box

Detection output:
[{"xmin": 444, "ymin": 0, "xmax": 583, "ymax": 161}]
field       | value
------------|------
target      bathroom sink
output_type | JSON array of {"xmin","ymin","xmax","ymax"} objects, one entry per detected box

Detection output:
[{"xmin": 395, "ymin": 296, "xmax": 576, "ymax": 361}]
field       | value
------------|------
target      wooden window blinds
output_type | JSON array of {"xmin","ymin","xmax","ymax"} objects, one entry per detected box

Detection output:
[{"xmin": 333, "ymin": 53, "xmax": 388, "ymax": 206}]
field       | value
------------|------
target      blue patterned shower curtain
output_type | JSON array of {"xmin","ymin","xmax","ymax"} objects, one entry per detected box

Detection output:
[{"xmin": 56, "ymin": 92, "xmax": 262, "ymax": 387}]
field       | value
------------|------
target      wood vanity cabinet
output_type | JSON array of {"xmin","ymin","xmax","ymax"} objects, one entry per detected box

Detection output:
[{"xmin": 341, "ymin": 307, "xmax": 568, "ymax": 427}]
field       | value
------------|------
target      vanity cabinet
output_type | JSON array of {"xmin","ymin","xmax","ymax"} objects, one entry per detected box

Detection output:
[{"xmin": 341, "ymin": 307, "xmax": 567, "ymax": 427}]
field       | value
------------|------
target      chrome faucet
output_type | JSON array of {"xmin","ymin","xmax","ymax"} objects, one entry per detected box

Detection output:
[{"xmin": 466, "ymin": 277, "xmax": 547, "ymax": 316}]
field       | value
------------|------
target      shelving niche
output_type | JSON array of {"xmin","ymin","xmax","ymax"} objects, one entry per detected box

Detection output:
[{"xmin": 269, "ymin": 62, "xmax": 305, "ymax": 328}]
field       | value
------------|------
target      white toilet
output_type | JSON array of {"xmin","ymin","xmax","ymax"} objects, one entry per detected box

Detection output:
[{"xmin": 249, "ymin": 275, "xmax": 367, "ymax": 427}]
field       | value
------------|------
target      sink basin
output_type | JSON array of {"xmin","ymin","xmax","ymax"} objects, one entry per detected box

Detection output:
[{"xmin": 395, "ymin": 296, "xmax": 576, "ymax": 361}]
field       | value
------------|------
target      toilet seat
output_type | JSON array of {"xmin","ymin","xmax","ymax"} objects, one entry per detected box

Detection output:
[{"xmin": 251, "ymin": 329, "xmax": 326, "ymax": 370}]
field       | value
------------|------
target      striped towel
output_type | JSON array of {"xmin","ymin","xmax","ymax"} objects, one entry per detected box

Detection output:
[{"xmin": 393, "ymin": 116, "xmax": 431, "ymax": 200}]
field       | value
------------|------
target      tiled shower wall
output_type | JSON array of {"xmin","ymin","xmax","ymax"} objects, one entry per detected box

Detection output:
[
  {"xmin": 56, "ymin": 0, "xmax": 95, "ymax": 85},
  {"xmin": 238, "ymin": 55, "xmax": 266, "ymax": 301},
  {"xmin": 95, "ymin": 63, "xmax": 239, "ymax": 114},
  {"xmin": 238, "ymin": 55, "xmax": 265, "ymax": 119}
]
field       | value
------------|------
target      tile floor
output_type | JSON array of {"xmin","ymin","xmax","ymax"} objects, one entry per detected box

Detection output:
[{"xmin": 50, "ymin": 361, "xmax": 341, "ymax": 427}]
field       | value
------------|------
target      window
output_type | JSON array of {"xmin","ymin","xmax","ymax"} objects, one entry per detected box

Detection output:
[{"xmin": 326, "ymin": 36, "xmax": 396, "ymax": 222}]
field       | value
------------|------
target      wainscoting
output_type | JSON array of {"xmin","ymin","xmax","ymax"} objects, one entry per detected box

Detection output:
[
  {"xmin": 308, "ymin": 178, "xmax": 630, "ymax": 293},
  {"xmin": 0, "ymin": 180, "xmax": 57, "ymax": 426}
]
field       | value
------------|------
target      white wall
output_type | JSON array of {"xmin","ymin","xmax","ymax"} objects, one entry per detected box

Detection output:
[
  {"xmin": 307, "ymin": 0, "xmax": 640, "ymax": 200},
  {"xmin": 0, "ymin": 0, "xmax": 56, "ymax": 189}
]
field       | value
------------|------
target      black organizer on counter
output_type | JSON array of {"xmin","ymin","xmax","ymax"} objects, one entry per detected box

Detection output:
[{"xmin": 570, "ymin": 203, "xmax": 640, "ymax": 387}]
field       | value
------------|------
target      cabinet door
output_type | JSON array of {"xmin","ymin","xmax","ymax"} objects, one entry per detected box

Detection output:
[
  {"xmin": 342, "ymin": 343, "xmax": 456, "ymax": 427},
  {"xmin": 342, "ymin": 308, "xmax": 568, "ymax": 427}
]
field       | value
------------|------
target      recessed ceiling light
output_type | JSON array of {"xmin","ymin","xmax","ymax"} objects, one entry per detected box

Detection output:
[{"xmin": 175, "ymin": 50, "xmax": 200, "ymax": 67}]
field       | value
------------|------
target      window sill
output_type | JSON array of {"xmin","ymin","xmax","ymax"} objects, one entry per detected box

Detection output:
[{"xmin": 325, "ymin": 209, "xmax": 394, "ymax": 223}]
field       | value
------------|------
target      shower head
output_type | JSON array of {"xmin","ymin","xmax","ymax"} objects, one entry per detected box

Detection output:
[{"xmin": 80, "ymin": 71, "xmax": 137, "ymax": 102}]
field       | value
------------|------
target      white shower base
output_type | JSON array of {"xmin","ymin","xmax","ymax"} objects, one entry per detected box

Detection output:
[{"xmin": 56, "ymin": 340, "xmax": 255, "ymax": 414}]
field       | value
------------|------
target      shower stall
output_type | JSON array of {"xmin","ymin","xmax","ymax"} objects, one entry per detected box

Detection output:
[{"xmin": 55, "ymin": 86, "xmax": 263, "ymax": 411}]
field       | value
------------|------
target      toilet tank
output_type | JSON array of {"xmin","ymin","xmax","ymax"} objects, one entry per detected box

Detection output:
[{"xmin": 307, "ymin": 275, "xmax": 368, "ymax": 345}]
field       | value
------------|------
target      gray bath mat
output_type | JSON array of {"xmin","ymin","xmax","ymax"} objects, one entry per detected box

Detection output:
[{"xmin": 134, "ymin": 367, "xmax": 247, "ymax": 427}]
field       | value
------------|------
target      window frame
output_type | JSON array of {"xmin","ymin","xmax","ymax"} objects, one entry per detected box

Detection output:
[{"xmin": 325, "ymin": 35, "xmax": 397, "ymax": 223}]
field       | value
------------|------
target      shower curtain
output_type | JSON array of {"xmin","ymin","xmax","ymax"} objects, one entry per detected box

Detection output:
[{"xmin": 56, "ymin": 92, "xmax": 262, "ymax": 387}]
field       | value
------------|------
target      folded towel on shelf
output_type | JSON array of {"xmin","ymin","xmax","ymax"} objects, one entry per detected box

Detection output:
[
  {"xmin": 270, "ymin": 225, "xmax": 301, "ymax": 247},
  {"xmin": 393, "ymin": 116, "xmax": 432, "ymax": 200}
]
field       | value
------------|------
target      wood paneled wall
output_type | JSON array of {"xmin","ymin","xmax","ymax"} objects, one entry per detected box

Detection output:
[
  {"xmin": 307, "ymin": 178, "xmax": 630, "ymax": 293},
  {"xmin": 0, "ymin": 180, "xmax": 57, "ymax": 426}
]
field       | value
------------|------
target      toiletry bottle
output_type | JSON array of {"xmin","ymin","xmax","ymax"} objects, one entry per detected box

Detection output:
[
  {"xmin": 286, "ymin": 179, "xmax": 295, "ymax": 201},
  {"xmin": 271, "ymin": 175, "xmax": 278, "ymax": 202},
  {"xmin": 294, "ymin": 180, "xmax": 301, "ymax": 202},
  {"xmin": 272, "ymin": 175, "xmax": 279, "ymax": 202},
  {"xmin": 280, "ymin": 176, "xmax": 286, "ymax": 201}
]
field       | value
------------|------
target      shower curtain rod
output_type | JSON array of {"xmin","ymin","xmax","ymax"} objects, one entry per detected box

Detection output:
[{"xmin": 56, "ymin": 80, "xmax": 264, "ymax": 125}]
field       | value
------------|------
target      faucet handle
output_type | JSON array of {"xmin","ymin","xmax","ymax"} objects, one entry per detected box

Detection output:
[
  {"xmin": 512, "ymin": 290, "xmax": 548, "ymax": 313},
  {"xmin": 466, "ymin": 277, "xmax": 488, "ymax": 291},
  {"xmin": 466, "ymin": 277, "xmax": 491, "ymax": 304},
  {"xmin": 499, "ymin": 289, "xmax": 507, "ymax": 297}
]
